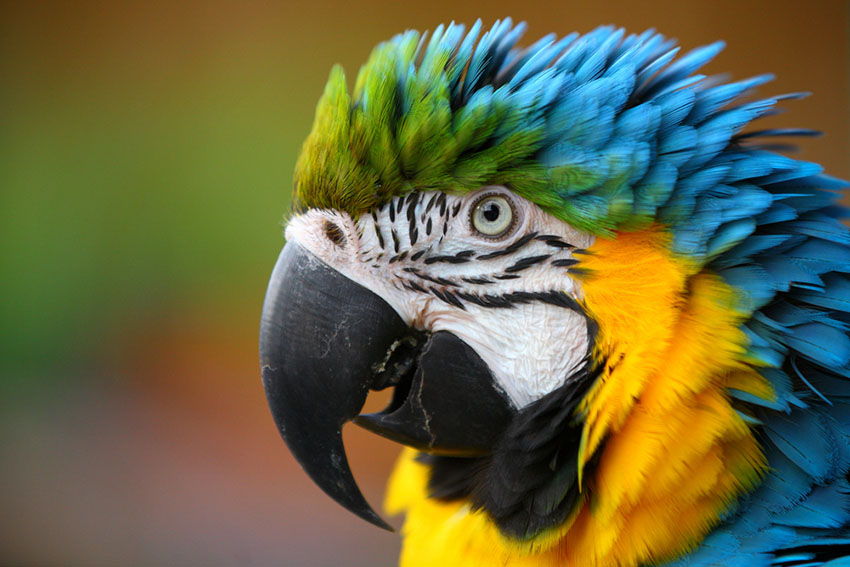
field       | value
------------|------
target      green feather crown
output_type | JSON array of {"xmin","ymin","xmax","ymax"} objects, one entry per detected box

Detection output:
[{"xmin": 293, "ymin": 19, "xmax": 835, "ymax": 246}]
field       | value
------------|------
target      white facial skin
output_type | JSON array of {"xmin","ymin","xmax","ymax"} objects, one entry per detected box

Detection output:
[{"xmin": 285, "ymin": 186, "xmax": 595, "ymax": 408}]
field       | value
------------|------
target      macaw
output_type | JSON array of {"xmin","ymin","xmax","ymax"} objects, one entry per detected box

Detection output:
[{"xmin": 259, "ymin": 19, "xmax": 850, "ymax": 566}]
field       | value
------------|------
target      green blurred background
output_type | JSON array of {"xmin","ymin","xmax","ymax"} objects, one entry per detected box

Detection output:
[{"xmin": 0, "ymin": 1, "xmax": 847, "ymax": 565}]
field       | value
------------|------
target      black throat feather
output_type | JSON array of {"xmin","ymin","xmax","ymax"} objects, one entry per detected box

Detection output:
[{"xmin": 418, "ymin": 360, "xmax": 605, "ymax": 540}]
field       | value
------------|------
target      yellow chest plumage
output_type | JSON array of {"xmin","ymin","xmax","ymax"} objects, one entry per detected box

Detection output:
[{"xmin": 385, "ymin": 228, "xmax": 771, "ymax": 567}]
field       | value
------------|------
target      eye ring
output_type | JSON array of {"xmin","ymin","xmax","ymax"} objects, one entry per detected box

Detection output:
[{"xmin": 469, "ymin": 193, "xmax": 517, "ymax": 239}]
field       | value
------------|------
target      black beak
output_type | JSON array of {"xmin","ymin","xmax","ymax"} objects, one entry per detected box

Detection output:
[{"xmin": 260, "ymin": 241, "xmax": 514, "ymax": 529}]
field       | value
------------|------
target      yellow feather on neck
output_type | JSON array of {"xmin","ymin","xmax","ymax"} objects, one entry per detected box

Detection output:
[{"xmin": 385, "ymin": 227, "xmax": 770, "ymax": 567}]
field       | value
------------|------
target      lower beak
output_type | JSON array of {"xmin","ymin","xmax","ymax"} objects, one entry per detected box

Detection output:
[{"xmin": 260, "ymin": 241, "xmax": 513, "ymax": 529}]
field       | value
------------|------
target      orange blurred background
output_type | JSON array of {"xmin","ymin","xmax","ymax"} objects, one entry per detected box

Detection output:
[{"xmin": 1, "ymin": 1, "xmax": 847, "ymax": 565}]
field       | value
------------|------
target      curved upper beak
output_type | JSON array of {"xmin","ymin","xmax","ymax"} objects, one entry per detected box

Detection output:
[
  {"xmin": 260, "ymin": 240, "xmax": 514, "ymax": 529},
  {"xmin": 259, "ymin": 241, "xmax": 405, "ymax": 529}
]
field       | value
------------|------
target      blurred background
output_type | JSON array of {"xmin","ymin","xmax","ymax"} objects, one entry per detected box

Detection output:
[{"xmin": 0, "ymin": 1, "xmax": 847, "ymax": 565}]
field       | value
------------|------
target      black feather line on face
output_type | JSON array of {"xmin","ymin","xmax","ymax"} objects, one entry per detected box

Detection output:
[
  {"xmin": 372, "ymin": 211, "xmax": 386, "ymax": 250},
  {"xmin": 478, "ymin": 232, "xmax": 539, "ymax": 260},
  {"xmin": 461, "ymin": 277, "xmax": 494, "ymax": 285},
  {"xmin": 406, "ymin": 193, "xmax": 420, "ymax": 245},
  {"xmin": 552, "ymin": 258, "xmax": 579, "ymax": 267},
  {"xmin": 389, "ymin": 251, "xmax": 408, "ymax": 264},
  {"xmin": 425, "ymin": 193, "xmax": 437, "ymax": 214},
  {"xmin": 535, "ymin": 234, "xmax": 575, "ymax": 249},
  {"xmin": 423, "ymin": 251, "xmax": 474, "ymax": 265},
  {"xmin": 504, "ymin": 254, "xmax": 552, "ymax": 273}
]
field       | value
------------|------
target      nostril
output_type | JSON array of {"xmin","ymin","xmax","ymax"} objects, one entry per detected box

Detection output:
[{"xmin": 323, "ymin": 220, "xmax": 346, "ymax": 248}]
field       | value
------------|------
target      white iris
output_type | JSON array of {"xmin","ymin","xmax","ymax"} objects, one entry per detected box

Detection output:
[{"xmin": 471, "ymin": 195, "xmax": 515, "ymax": 237}]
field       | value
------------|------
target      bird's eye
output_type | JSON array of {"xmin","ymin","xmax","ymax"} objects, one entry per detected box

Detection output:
[{"xmin": 471, "ymin": 194, "xmax": 516, "ymax": 238}]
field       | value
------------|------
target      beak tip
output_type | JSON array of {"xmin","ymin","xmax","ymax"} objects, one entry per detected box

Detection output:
[{"xmin": 365, "ymin": 512, "xmax": 395, "ymax": 533}]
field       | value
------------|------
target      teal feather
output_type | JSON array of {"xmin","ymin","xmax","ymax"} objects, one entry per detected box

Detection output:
[
  {"xmin": 689, "ymin": 75, "xmax": 774, "ymax": 125},
  {"xmin": 773, "ymin": 480, "xmax": 850, "ymax": 529},
  {"xmin": 638, "ymin": 40, "xmax": 724, "ymax": 97},
  {"xmin": 656, "ymin": 88, "xmax": 695, "ymax": 136},
  {"xmin": 757, "ymin": 203, "xmax": 800, "ymax": 225}
]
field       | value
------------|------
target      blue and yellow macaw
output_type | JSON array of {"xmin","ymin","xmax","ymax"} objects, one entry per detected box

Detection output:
[{"xmin": 259, "ymin": 20, "xmax": 850, "ymax": 566}]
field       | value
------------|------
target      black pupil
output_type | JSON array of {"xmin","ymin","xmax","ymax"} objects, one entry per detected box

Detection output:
[{"xmin": 483, "ymin": 201, "xmax": 501, "ymax": 222}]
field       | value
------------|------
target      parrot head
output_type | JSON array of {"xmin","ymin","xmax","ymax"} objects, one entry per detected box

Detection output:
[{"xmin": 260, "ymin": 20, "xmax": 849, "ymax": 566}]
